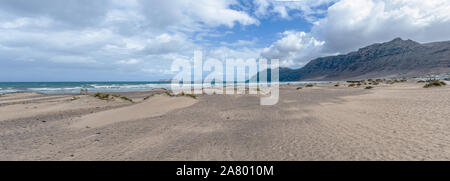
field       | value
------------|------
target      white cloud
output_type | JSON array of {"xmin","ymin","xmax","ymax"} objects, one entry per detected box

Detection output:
[
  {"xmin": 117, "ymin": 58, "xmax": 143, "ymax": 65},
  {"xmin": 206, "ymin": 46, "xmax": 262, "ymax": 60},
  {"xmin": 261, "ymin": 31, "xmax": 325, "ymax": 64},
  {"xmin": 279, "ymin": 59, "xmax": 296, "ymax": 67},
  {"xmin": 139, "ymin": 0, "xmax": 259, "ymax": 33},
  {"xmin": 0, "ymin": 0, "xmax": 261, "ymax": 80},
  {"xmin": 312, "ymin": 0, "xmax": 450, "ymax": 54},
  {"xmin": 263, "ymin": 0, "xmax": 450, "ymax": 65}
]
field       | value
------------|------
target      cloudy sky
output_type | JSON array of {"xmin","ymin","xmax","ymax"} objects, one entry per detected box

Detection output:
[{"xmin": 1, "ymin": 0, "xmax": 450, "ymax": 81}]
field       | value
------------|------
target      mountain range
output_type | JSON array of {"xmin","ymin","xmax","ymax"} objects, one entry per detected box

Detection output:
[{"xmin": 271, "ymin": 38, "xmax": 450, "ymax": 81}]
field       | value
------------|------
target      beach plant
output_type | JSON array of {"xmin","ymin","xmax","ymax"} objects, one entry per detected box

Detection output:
[
  {"xmin": 334, "ymin": 83, "xmax": 340, "ymax": 87},
  {"xmin": 185, "ymin": 94, "xmax": 197, "ymax": 99},
  {"xmin": 348, "ymin": 83, "xmax": 356, "ymax": 87},
  {"xmin": 417, "ymin": 80, "xmax": 425, "ymax": 83},
  {"xmin": 120, "ymin": 96, "xmax": 133, "ymax": 102},
  {"xmin": 164, "ymin": 91, "xmax": 175, "ymax": 97},
  {"xmin": 176, "ymin": 91, "xmax": 197, "ymax": 99},
  {"xmin": 71, "ymin": 96, "xmax": 80, "ymax": 101},
  {"xmin": 423, "ymin": 80, "xmax": 446, "ymax": 88},
  {"xmin": 296, "ymin": 87, "xmax": 303, "ymax": 90},
  {"xmin": 365, "ymin": 86, "xmax": 374, "ymax": 89},
  {"xmin": 305, "ymin": 84, "xmax": 314, "ymax": 87},
  {"xmin": 94, "ymin": 93, "xmax": 110, "ymax": 100}
]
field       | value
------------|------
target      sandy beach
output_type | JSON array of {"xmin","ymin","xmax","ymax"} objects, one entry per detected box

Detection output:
[{"xmin": 0, "ymin": 81, "xmax": 449, "ymax": 161}]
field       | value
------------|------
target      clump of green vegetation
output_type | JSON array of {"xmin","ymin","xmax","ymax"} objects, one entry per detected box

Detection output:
[
  {"xmin": 356, "ymin": 83, "xmax": 362, "ymax": 86},
  {"xmin": 334, "ymin": 83, "xmax": 340, "ymax": 87},
  {"xmin": 164, "ymin": 91, "xmax": 175, "ymax": 97},
  {"xmin": 120, "ymin": 96, "xmax": 133, "ymax": 102},
  {"xmin": 417, "ymin": 80, "xmax": 425, "ymax": 83},
  {"xmin": 348, "ymin": 83, "xmax": 356, "ymax": 87},
  {"xmin": 365, "ymin": 86, "xmax": 374, "ymax": 89},
  {"xmin": 71, "ymin": 96, "xmax": 80, "ymax": 101},
  {"xmin": 177, "ymin": 91, "xmax": 197, "ymax": 99},
  {"xmin": 185, "ymin": 94, "xmax": 197, "ymax": 99},
  {"xmin": 423, "ymin": 80, "xmax": 446, "ymax": 88},
  {"xmin": 93, "ymin": 92, "xmax": 133, "ymax": 102},
  {"xmin": 296, "ymin": 87, "xmax": 303, "ymax": 90},
  {"xmin": 372, "ymin": 82, "xmax": 379, "ymax": 85},
  {"xmin": 256, "ymin": 88, "xmax": 261, "ymax": 92},
  {"xmin": 305, "ymin": 84, "xmax": 314, "ymax": 87},
  {"xmin": 94, "ymin": 92, "xmax": 110, "ymax": 100}
]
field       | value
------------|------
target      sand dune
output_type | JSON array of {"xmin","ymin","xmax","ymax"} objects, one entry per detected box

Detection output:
[
  {"xmin": 0, "ymin": 95, "xmax": 131, "ymax": 121},
  {"xmin": 70, "ymin": 95, "xmax": 198, "ymax": 128}
]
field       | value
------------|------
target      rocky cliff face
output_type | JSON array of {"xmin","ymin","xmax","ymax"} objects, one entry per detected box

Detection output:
[{"xmin": 277, "ymin": 38, "xmax": 450, "ymax": 81}]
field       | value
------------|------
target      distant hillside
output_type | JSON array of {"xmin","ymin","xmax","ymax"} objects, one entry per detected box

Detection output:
[{"xmin": 267, "ymin": 38, "xmax": 450, "ymax": 81}]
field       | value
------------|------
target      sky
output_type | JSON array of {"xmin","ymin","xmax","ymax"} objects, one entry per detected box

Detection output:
[{"xmin": 1, "ymin": 0, "xmax": 450, "ymax": 81}]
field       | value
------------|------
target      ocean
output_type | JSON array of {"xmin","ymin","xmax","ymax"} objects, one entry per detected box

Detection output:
[{"xmin": 0, "ymin": 81, "xmax": 327, "ymax": 94}]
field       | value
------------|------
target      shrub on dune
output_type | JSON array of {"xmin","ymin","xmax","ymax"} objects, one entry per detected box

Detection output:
[
  {"xmin": 164, "ymin": 91, "xmax": 175, "ymax": 97},
  {"xmin": 94, "ymin": 93, "xmax": 110, "ymax": 100},
  {"xmin": 93, "ymin": 92, "xmax": 133, "ymax": 102},
  {"xmin": 120, "ymin": 96, "xmax": 133, "ymax": 102},
  {"xmin": 423, "ymin": 80, "xmax": 446, "ymax": 88}
]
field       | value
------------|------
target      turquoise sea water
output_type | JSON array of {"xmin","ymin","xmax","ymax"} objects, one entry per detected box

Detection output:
[
  {"xmin": 0, "ymin": 82, "xmax": 173, "ymax": 94},
  {"xmin": 0, "ymin": 81, "xmax": 327, "ymax": 94}
]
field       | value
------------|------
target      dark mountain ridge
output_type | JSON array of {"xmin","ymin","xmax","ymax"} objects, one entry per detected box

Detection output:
[{"xmin": 275, "ymin": 38, "xmax": 450, "ymax": 81}]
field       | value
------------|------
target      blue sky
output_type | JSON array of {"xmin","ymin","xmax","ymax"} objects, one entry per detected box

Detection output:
[{"xmin": 1, "ymin": 0, "xmax": 450, "ymax": 81}]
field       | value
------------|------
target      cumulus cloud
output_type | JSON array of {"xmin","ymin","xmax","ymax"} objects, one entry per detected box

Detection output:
[
  {"xmin": 312, "ymin": 0, "xmax": 450, "ymax": 54},
  {"xmin": 0, "ymin": 0, "xmax": 259, "ymax": 81},
  {"xmin": 139, "ymin": 0, "xmax": 259, "ymax": 33},
  {"xmin": 261, "ymin": 31, "xmax": 325, "ymax": 65},
  {"xmin": 260, "ymin": 0, "xmax": 450, "ymax": 66}
]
